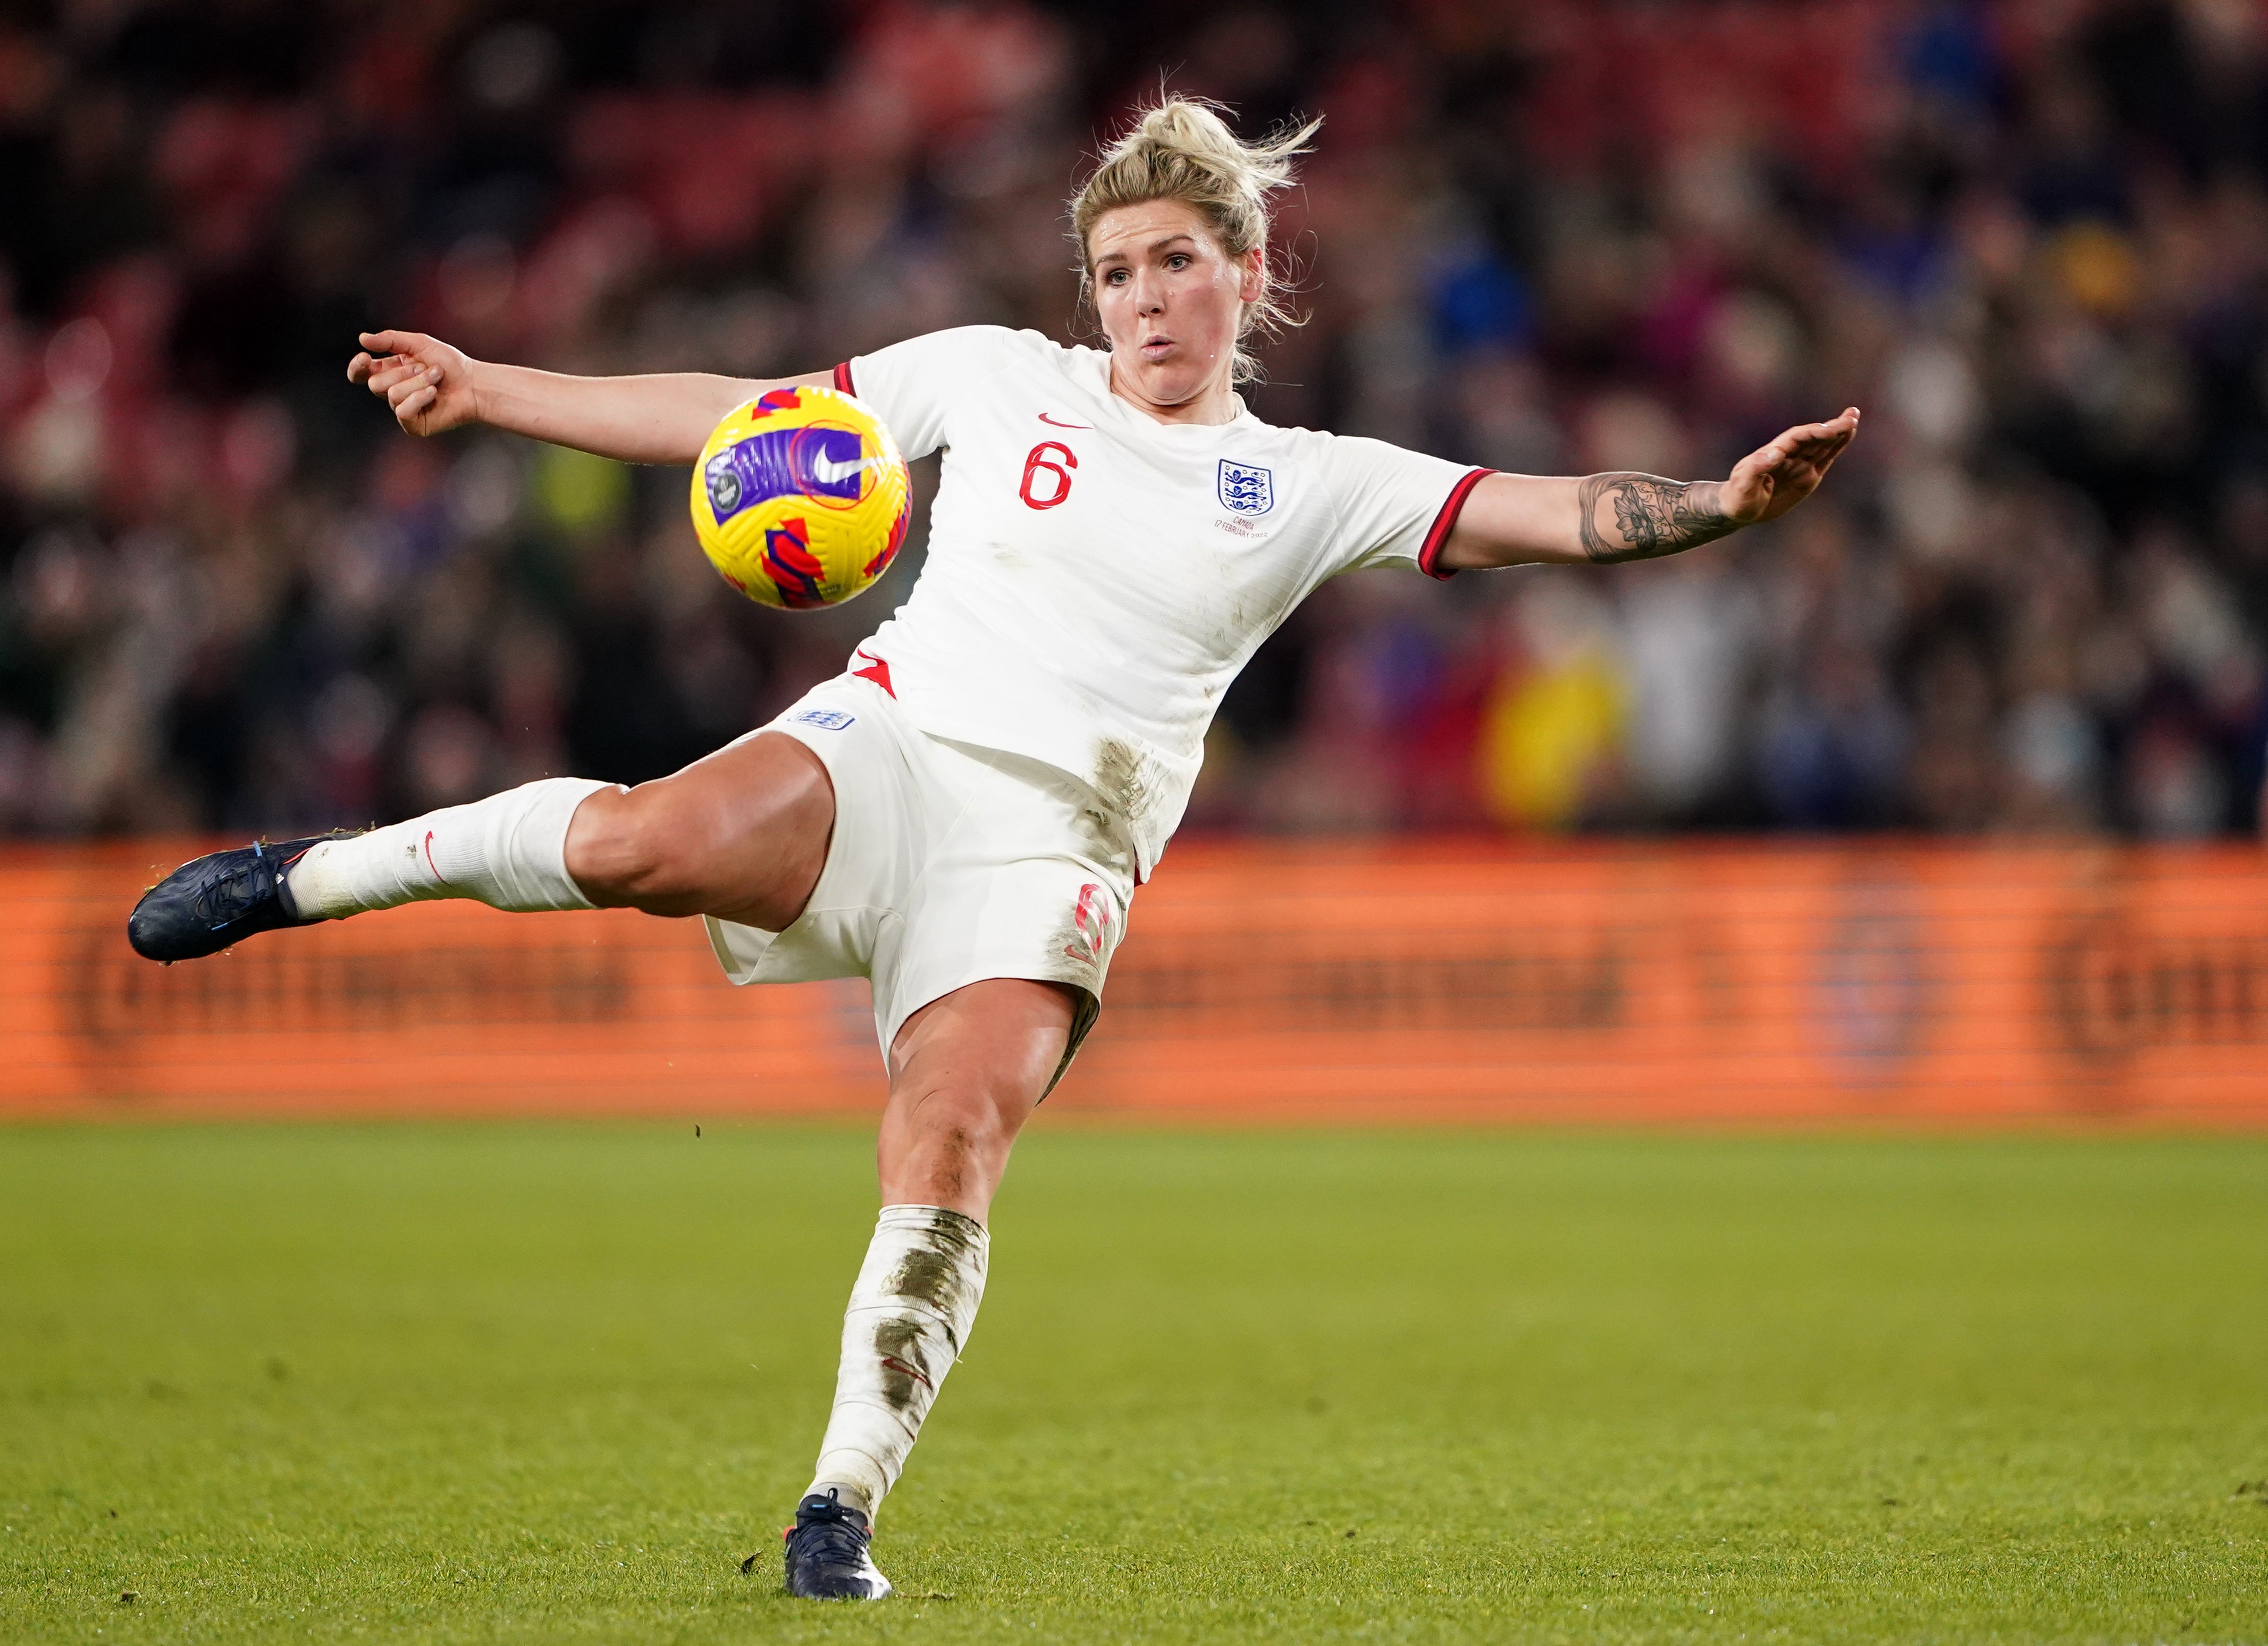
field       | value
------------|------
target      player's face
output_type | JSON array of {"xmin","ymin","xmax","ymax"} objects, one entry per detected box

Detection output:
[{"xmin": 1087, "ymin": 200, "xmax": 1265, "ymax": 412}]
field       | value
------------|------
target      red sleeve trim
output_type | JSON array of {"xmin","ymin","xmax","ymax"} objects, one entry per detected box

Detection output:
[
  {"xmin": 832, "ymin": 360, "xmax": 856, "ymax": 395},
  {"xmin": 1416, "ymin": 467, "xmax": 1495, "ymax": 580}
]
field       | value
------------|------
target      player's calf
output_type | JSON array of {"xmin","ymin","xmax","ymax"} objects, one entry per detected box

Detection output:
[
  {"xmin": 765, "ymin": 1204, "xmax": 987, "ymax": 1603},
  {"xmin": 289, "ymin": 778, "xmax": 612, "ymax": 919}
]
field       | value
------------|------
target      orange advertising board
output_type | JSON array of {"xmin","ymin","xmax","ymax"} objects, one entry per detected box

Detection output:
[{"xmin": 5, "ymin": 839, "xmax": 2265, "ymax": 1123}]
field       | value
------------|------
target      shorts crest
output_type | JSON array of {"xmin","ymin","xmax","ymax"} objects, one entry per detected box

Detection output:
[{"xmin": 1217, "ymin": 459, "xmax": 1274, "ymax": 516}]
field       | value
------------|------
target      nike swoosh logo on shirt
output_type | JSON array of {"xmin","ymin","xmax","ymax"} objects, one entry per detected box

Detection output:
[{"xmin": 1038, "ymin": 413, "xmax": 1092, "ymax": 429}]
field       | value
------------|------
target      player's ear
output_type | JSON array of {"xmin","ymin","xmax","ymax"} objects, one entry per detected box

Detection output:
[{"xmin": 1238, "ymin": 245, "xmax": 1266, "ymax": 305}]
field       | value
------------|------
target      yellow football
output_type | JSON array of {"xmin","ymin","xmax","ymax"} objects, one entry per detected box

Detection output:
[{"xmin": 690, "ymin": 385, "xmax": 911, "ymax": 609}]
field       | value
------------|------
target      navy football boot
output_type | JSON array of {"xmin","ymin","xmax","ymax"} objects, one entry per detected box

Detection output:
[
  {"xmin": 773, "ymin": 1490, "xmax": 892, "ymax": 1600},
  {"xmin": 126, "ymin": 833, "xmax": 355, "ymax": 963}
]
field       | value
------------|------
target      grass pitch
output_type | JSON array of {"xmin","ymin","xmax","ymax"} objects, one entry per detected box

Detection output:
[{"xmin": 2, "ymin": 1124, "xmax": 2262, "ymax": 1645}]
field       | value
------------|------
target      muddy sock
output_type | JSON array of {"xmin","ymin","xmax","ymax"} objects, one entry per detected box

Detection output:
[
  {"xmin": 285, "ymin": 778, "xmax": 614, "ymax": 919},
  {"xmin": 804, "ymin": 1206, "xmax": 988, "ymax": 1519}
]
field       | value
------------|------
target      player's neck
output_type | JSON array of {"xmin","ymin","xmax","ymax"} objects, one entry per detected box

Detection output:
[{"xmin": 1107, "ymin": 358, "xmax": 1240, "ymax": 427}]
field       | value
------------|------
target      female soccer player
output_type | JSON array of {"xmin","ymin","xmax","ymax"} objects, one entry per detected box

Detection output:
[{"xmin": 129, "ymin": 100, "xmax": 1858, "ymax": 1599}]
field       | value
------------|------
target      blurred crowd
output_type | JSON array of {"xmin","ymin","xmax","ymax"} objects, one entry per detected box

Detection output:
[{"xmin": 4, "ymin": 0, "xmax": 2267, "ymax": 839}]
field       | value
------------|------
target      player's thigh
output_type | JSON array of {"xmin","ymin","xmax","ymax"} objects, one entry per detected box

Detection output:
[
  {"xmin": 565, "ymin": 730, "xmax": 835, "ymax": 927},
  {"xmin": 876, "ymin": 978, "xmax": 1078, "ymax": 1215}
]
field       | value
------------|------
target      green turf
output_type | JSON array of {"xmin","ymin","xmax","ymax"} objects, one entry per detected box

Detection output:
[{"xmin": 1, "ymin": 1125, "xmax": 2262, "ymax": 1644}]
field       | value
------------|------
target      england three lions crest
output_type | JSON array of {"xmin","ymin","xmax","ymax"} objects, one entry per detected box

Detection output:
[{"xmin": 1217, "ymin": 459, "xmax": 1274, "ymax": 516}]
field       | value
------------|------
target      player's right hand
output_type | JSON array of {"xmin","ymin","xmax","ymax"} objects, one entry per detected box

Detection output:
[{"xmin": 348, "ymin": 330, "xmax": 480, "ymax": 437}]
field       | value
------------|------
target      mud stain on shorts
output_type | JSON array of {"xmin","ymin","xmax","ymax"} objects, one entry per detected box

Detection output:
[
  {"xmin": 1049, "ymin": 912, "xmax": 1103, "ymax": 984},
  {"xmin": 1091, "ymin": 737, "xmax": 1153, "ymax": 830},
  {"xmin": 1070, "ymin": 802, "xmax": 1133, "ymax": 877}
]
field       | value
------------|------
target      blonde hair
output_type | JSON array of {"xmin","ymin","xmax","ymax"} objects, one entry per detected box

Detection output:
[{"xmin": 1070, "ymin": 98, "xmax": 1319, "ymax": 383}]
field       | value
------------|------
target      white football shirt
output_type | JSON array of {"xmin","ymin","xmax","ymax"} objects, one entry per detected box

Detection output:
[{"xmin": 835, "ymin": 325, "xmax": 1489, "ymax": 876}]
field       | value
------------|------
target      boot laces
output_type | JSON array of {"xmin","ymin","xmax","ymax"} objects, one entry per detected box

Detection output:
[
  {"xmin": 189, "ymin": 843, "xmax": 281, "ymax": 927},
  {"xmin": 787, "ymin": 1491, "xmax": 872, "ymax": 1573}
]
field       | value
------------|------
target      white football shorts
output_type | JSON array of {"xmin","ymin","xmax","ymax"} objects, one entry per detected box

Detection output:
[{"xmin": 702, "ymin": 673, "xmax": 1137, "ymax": 1086}]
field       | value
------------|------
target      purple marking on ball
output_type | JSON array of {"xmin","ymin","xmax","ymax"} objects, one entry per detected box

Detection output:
[{"xmin": 705, "ymin": 427, "xmax": 864, "ymax": 524}]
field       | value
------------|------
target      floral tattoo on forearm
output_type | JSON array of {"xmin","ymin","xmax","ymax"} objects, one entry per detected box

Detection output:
[{"xmin": 1576, "ymin": 473, "xmax": 1738, "ymax": 564}]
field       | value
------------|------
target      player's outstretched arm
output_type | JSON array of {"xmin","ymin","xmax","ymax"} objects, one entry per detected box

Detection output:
[
  {"xmin": 1434, "ymin": 408, "xmax": 1860, "ymax": 572},
  {"xmin": 347, "ymin": 330, "xmax": 833, "ymax": 465}
]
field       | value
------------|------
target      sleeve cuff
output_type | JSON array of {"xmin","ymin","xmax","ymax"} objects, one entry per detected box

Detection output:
[
  {"xmin": 833, "ymin": 360, "xmax": 856, "ymax": 395},
  {"xmin": 1416, "ymin": 467, "xmax": 1495, "ymax": 580}
]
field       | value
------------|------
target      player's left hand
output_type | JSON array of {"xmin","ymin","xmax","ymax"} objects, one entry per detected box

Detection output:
[{"xmin": 1719, "ymin": 408, "xmax": 1860, "ymax": 525}]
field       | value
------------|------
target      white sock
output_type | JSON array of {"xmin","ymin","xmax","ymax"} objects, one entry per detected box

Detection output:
[
  {"xmin": 805, "ymin": 1206, "xmax": 989, "ymax": 1519},
  {"xmin": 285, "ymin": 777, "xmax": 615, "ymax": 919}
]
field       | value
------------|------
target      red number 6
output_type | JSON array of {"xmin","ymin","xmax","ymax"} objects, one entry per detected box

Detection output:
[{"xmin": 1019, "ymin": 441, "xmax": 1078, "ymax": 509}]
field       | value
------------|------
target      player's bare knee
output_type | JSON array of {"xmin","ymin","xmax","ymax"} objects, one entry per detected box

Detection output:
[
  {"xmin": 566, "ymin": 786, "xmax": 697, "ymax": 912},
  {"xmin": 919, "ymin": 1090, "xmax": 1010, "ymax": 1156},
  {"xmin": 893, "ymin": 1085, "xmax": 1017, "ymax": 1186}
]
